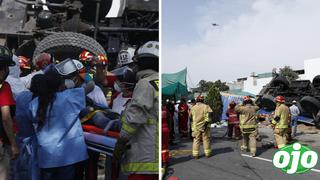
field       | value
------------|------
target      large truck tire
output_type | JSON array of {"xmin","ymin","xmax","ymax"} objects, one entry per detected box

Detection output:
[
  {"xmin": 260, "ymin": 95, "xmax": 276, "ymax": 110},
  {"xmin": 33, "ymin": 32, "xmax": 106, "ymax": 63},
  {"xmin": 300, "ymin": 96, "xmax": 320, "ymax": 115},
  {"xmin": 271, "ymin": 76, "xmax": 290, "ymax": 90},
  {"xmin": 312, "ymin": 75, "xmax": 320, "ymax": 88},
  {"xmin": 314, "ymin": 110, "xmax": 320, "ymax": 129}
]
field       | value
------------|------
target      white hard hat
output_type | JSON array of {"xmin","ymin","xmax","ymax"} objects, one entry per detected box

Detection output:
[
  {"xmin": 176, "ymin": 100, "xmax": 181, "ymax": 104},
  {"xmin": 133, "ymin": 41, "xmax": 159, "ymax": 61},
  {"xmin": 292, "ymin": 100, "xmax": 297, "ymax": 103},
  {"xmin": 55, "ymin": 58, "xmax": 84, "ymax": 76},
  {"xmin": 117, "ymin": 46, "xmax": 135, "ymax": 67}
]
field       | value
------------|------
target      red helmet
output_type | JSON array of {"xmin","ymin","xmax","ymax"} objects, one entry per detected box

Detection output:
[
  {"xmin": 96, "ymin": 54, "xmax": 108, "ymax": 66},
  {"xmin": 18, "ymin": 56, "xmax": 31, "ymax": 70},
  {"xmin": 276, "ymin": 95, "xmax": 285, "ymax": 103},
  {"xmin": 243, "ymin": 96, "xmax": 250, "ymax": 102},
  {"xmin": 79, "ymin": 51, "xmax": 108, "ymax": 66},
  {"xmin": 79, "ymin": 50, "xmax": 94, "ymax": 62}
]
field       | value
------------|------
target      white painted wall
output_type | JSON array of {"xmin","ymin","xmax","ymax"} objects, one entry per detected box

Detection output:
[
  {"xmin": 238, "ymin": 58, "xmax": 320, "ymax": 95},
  {"xmin": 304, "ymin": 58, "xmax": 320, "ymax": 81},
  {"xmin": 243, "ymin": 76, "xmax": 272, "ymax": 95}
]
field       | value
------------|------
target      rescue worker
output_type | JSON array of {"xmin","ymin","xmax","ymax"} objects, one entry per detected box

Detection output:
[
  {"xmin": 166, "ymin": 99, "xmax": 175, "ymax": 143},
  {"xmin": 178, "ymin": 99, "xmax": 189, "ymax": 137},
  {"xmin": 289, "ymin": 100, "xmax": 300, "ymax": 138},
  {"xmin": 235, "ymin": 96, "xmax": 259, "ymax": 157},
  {"xmin": 117, "ymin": 45, "xmax": 136, "ymax": 68},
  {"xmin": 272, "ymin": 95, "xmax": 290, "ymax": 149},
  {"xmin": 190, "ymin": 95, "xmax": 213, "ymax": 159},
  {"xmin": 226, "ymin": 101, "xmax": 241, "ymax": 140},
  {"xmin": 0, "ymin": 45, "xmax": 19, "ymax": 179},
  {"xmin": 113, "ymin": 41, "xmax": 159, "ymax": 179}
]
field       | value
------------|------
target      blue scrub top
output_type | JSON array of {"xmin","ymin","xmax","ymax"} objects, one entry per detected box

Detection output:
[
  {"xmin": 29, "ymin": 88, "xmax": 88, "ymax": 168},
  {"xmin": 15, "ymin": 91, "xmax": 34, "ymax": 139}
]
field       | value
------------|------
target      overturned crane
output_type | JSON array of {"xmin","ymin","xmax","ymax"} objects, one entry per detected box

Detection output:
[
  {"xmin": 0, "ymin": 0, "xmax": 158, "ymax": 67},
  {"xmin": 256, "ymin": 73, "xmax": 320, "ymax": 128}
]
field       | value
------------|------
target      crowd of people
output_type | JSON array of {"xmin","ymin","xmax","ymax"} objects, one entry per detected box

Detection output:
[
  {"xmin": 162, "ymin": 94, "xmax": 299, "ymax": 159},
  {"xmin": 0, "ymin": 40, "xmax": 159, "ymax": 180}
]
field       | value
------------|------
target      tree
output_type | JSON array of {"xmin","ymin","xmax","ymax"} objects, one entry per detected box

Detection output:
[
  {"xmin": 197, "ymin": 80, "xmax": 208, "ymax": 92},
  {"xmin": 213, "ymin": 80, "xmax": 229, "ymax": 91},
  {"xmin": 279, "ymin": 66, "xmax": 299, "ymax": 81},
  {"xmin": 205, "ymin": 86, "xmax": 223, "ymax": 123},
  {"xmin": 195, "ymin": 80, "xmax": 229, "ymax": 92}
]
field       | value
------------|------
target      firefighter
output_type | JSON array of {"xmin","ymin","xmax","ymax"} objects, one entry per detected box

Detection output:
[
  {"xmin": 272, "ymin": 95, "xmax": 290, "ymax": 149},
  {"xmin": 190, "ymin": 95, "xmax": 213, "ymax": 159},
  {"xmin": 113, "ymin": 41, "xmax": 159, "ymax": 180},
  {"xmin": 226, "ymin": 101, "xmax": 241, "ymax": 140},
  {"xmin": 235, "ymin": 96, "xmax": 260, "ymax": 157}
]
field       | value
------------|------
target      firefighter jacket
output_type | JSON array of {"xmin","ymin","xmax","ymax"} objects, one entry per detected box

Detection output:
[
  {"xmin": 272, "ymin": 103, "xmax": 290, "ymax": 129},
  {"xmin": 190, "ymin": 102, "xmax": 212, "ymax": 132},
  {"xmin": 235, "ymin": 104, "xmax": 259, "ymax": 130},
  {"xmin": 120, "ymin": 69, "xmax": 159, "ymax": 174}
]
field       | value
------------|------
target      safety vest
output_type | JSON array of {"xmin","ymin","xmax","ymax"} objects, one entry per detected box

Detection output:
[
  {"xmin": 120, "ymin": 70, "xmax": 159, "ymax": 174},
  {"xmin": 273, "ymin": 104, "xmax": 290, "ymax": 129}
]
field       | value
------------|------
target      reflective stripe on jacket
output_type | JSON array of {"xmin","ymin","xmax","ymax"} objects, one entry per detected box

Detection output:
[
  {"xmin": 120, "ymin": 69, "xmax": 159, "ymax": 174},
  {"xmin": 273, "ymin": 103, "xmax": 290, "ymax": 129},
  {"xmin": 235, "ymin": 104, "xmax": 259, "ymax": 129},
  {"xmin": 190, "ymin": 103, "xmax": 212, "ymax": 132}
]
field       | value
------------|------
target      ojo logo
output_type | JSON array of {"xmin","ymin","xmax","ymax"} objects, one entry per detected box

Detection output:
[{"xmin": 272, "ymin": 143, "xmax": 318, "ymax": 174}]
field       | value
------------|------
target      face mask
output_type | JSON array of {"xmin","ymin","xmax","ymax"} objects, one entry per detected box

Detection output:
[
  {"xmin": 65, "ymin": 79, "xmax": 75, "ymax": 89},
  {"xmin": 114, "ymin": 81, "xmax": 122, "ymax": 92}
]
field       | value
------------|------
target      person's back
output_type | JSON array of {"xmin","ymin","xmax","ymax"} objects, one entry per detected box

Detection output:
[
  {"xmin": 29, "ymin": 88, "xmax": 88, "ymax": 168},
  {"xmin": 235, "ymin": 97, "xmax": 259, "ymax": 157},
  {"xmin": 235, "ymin": 104, "xmax": 259, "ymax": 128},
  {"xmin": 15, "ymin": 91, "xmax": 33, "ymax": 139},
  {"xmin": 289, "ymin": 104, "xmax": 299, "ymax": 117},
  {"xmin": 191, "ymin": 102, "xmax": 210, "ymax": 131},
  {"xmin": 289, "ymin": 101, "xmax": 300, "ymax": 137},
  {"xmin": 28, "ymin": 71, "xmax": 87, "ymax": 179},
  {"xmin": 190, "ymin": 96, "xmax": 212, "ymax": 158}
]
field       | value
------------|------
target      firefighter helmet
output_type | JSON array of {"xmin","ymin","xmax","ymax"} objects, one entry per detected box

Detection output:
[{"xmin": 276, "ymin": 95, "xmax": 285, "ymax": 103}]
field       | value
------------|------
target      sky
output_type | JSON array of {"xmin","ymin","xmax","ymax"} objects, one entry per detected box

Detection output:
[{"xmin": 162, "ymin": 0, "xmax": 320, "ymax": 88}]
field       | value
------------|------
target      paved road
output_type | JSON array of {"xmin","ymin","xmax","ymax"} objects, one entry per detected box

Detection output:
[{"xmin": 165, "ymin": 126, "xmax": 320, "ymax": 180}]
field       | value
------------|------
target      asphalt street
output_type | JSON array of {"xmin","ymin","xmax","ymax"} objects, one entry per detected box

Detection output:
[{"xmin": 165, "ymin": 125, "xmax": 320, "ymax": 180}]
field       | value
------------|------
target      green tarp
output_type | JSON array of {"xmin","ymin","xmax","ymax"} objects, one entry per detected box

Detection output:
[{"xmin": 162, "ymin": 68, "xmax": 188, "ymax": 98}]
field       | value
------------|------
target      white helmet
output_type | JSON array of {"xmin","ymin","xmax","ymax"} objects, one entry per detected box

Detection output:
[
  {"xmin": 117, "ymin": 46, "xmax": 135, "ymax": 67},
  {"xmin": 55, "ymin": 58, "xmax": 84, "ymax": 76},
  {"xmin": 133, "ymin": 41, "xmax": 159, "ymax": 61}
]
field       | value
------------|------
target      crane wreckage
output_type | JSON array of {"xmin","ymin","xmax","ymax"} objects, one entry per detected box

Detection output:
[{"xmin": 0, "ymin": 0, "xmax": 158, "ymax": 67}]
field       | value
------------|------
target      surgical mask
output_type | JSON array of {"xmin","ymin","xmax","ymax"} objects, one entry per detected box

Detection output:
[
  {"xmin": 114, "ymin": 81, "xmax": 122, "ymax": 92},
  {"xmin": 65, "ymin": 79, "xmax": 75, "ymax": 89}
]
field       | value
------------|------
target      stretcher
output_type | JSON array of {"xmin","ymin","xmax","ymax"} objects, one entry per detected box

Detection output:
[
  {"xmin": 83, "ymin": 125, "xmax": 119, "ymax": 156},
  {"xmin": 83, "ymin": 125, "xmax": 120, "ymax": 180}
]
